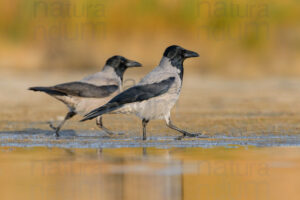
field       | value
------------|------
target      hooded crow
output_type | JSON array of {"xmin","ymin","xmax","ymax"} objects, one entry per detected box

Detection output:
[
  {"xmin": 81, "ymin": 45, "xmax": 206, "ymax": 140},
  {"xmin": 29, "ymin": 56, "xmax": 142, "ymax": 137}
]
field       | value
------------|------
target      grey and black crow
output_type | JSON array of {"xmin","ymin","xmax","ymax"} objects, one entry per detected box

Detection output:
[
  {"xmin": 29, "ymin": 56, "xmax": 142, "ymax": 137},
  {"xmin": 81, "ymin": 45, "xmax": 206, "ymax": 140}
]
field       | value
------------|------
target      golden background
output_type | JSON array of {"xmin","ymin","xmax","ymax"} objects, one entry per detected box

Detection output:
[{"xmin": 0, "ymin": 0, "xmax": 299, "ymax": 77}]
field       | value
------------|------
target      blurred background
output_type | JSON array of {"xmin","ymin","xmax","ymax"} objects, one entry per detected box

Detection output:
[
  {"xmin": 1, "ymin": 0, "xmax": 300, "ymax": 127},
  {"xmin": 0, "ymin": 0, "xmax": 299, "ymax": 77}
]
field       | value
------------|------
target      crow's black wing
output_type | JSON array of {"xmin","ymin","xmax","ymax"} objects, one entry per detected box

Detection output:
[
  {"xmin": 29, "ymin": 82, "xmax": 118, "ymax": 98},
  {"xmin": 81, "ymin": 77, "xmax": 175, "ymax": 121}
]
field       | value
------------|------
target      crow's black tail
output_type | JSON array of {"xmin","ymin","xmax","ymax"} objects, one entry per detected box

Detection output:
[
  {"xmin": 80, "ymin": 102, "xmax": 121, "ymax": 122},
  {"xmin": 28, "ymin": 87, "xmax": 65, "ymax": 96}
]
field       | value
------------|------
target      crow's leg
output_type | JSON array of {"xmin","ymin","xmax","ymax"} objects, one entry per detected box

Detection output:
[
  {"xmin": 96, "ymin": 116, "xmax": 120, "ymax": 136},
  {"xmin": 165, "ymin": 117, "xmax": 207, "ymax": 140},
  {"xmin": 142, "ymin": 119, "xmax": 149, "ymax": 141},
  {"xmin": 49, "ymin": 111, "xmax": 76, "ymax": 137}
]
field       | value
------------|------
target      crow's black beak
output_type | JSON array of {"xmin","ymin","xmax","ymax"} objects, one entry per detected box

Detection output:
[
  {"xmin": 126, "ymin": 60, "xmax": 142, "ymax": 67},
  {"xmin": 183, "ymin": 50, "xmax": 199, "ymax": 58}
]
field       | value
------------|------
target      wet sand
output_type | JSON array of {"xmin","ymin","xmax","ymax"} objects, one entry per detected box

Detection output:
[{"xmin": 1, "ymin": 70, "xmax": 300, "ymax": 143}]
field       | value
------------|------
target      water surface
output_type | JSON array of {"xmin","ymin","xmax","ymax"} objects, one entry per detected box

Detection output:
[{"xmin": 1, "ymin": 146, "xmax": 299, "ymax": 200}]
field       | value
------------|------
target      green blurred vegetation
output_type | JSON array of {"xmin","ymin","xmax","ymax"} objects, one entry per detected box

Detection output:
[{"xmin": 0, "ymin": 0, "xmax": 299, "ymax": 77}]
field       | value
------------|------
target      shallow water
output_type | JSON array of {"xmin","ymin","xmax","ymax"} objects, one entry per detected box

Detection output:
[
  {"xmin": 1, "ymin": 129, "xmax": 300, "ymax": 148},
  {"xmin": 0, "ymin": 146, "xmax": 299, "ymax": 200}
]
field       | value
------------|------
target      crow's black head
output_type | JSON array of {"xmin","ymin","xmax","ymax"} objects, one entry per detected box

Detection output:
[
  {"xmin": 163, "ymin": 45, "xmax": 199, "ymax": 79},
  {"xmin": 163, "ymin": 45, "xmax": 199, "ymax": 61},
  {"xmin": 106, "ymin": 56, "xmax": 142, "ymax": 80}
]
